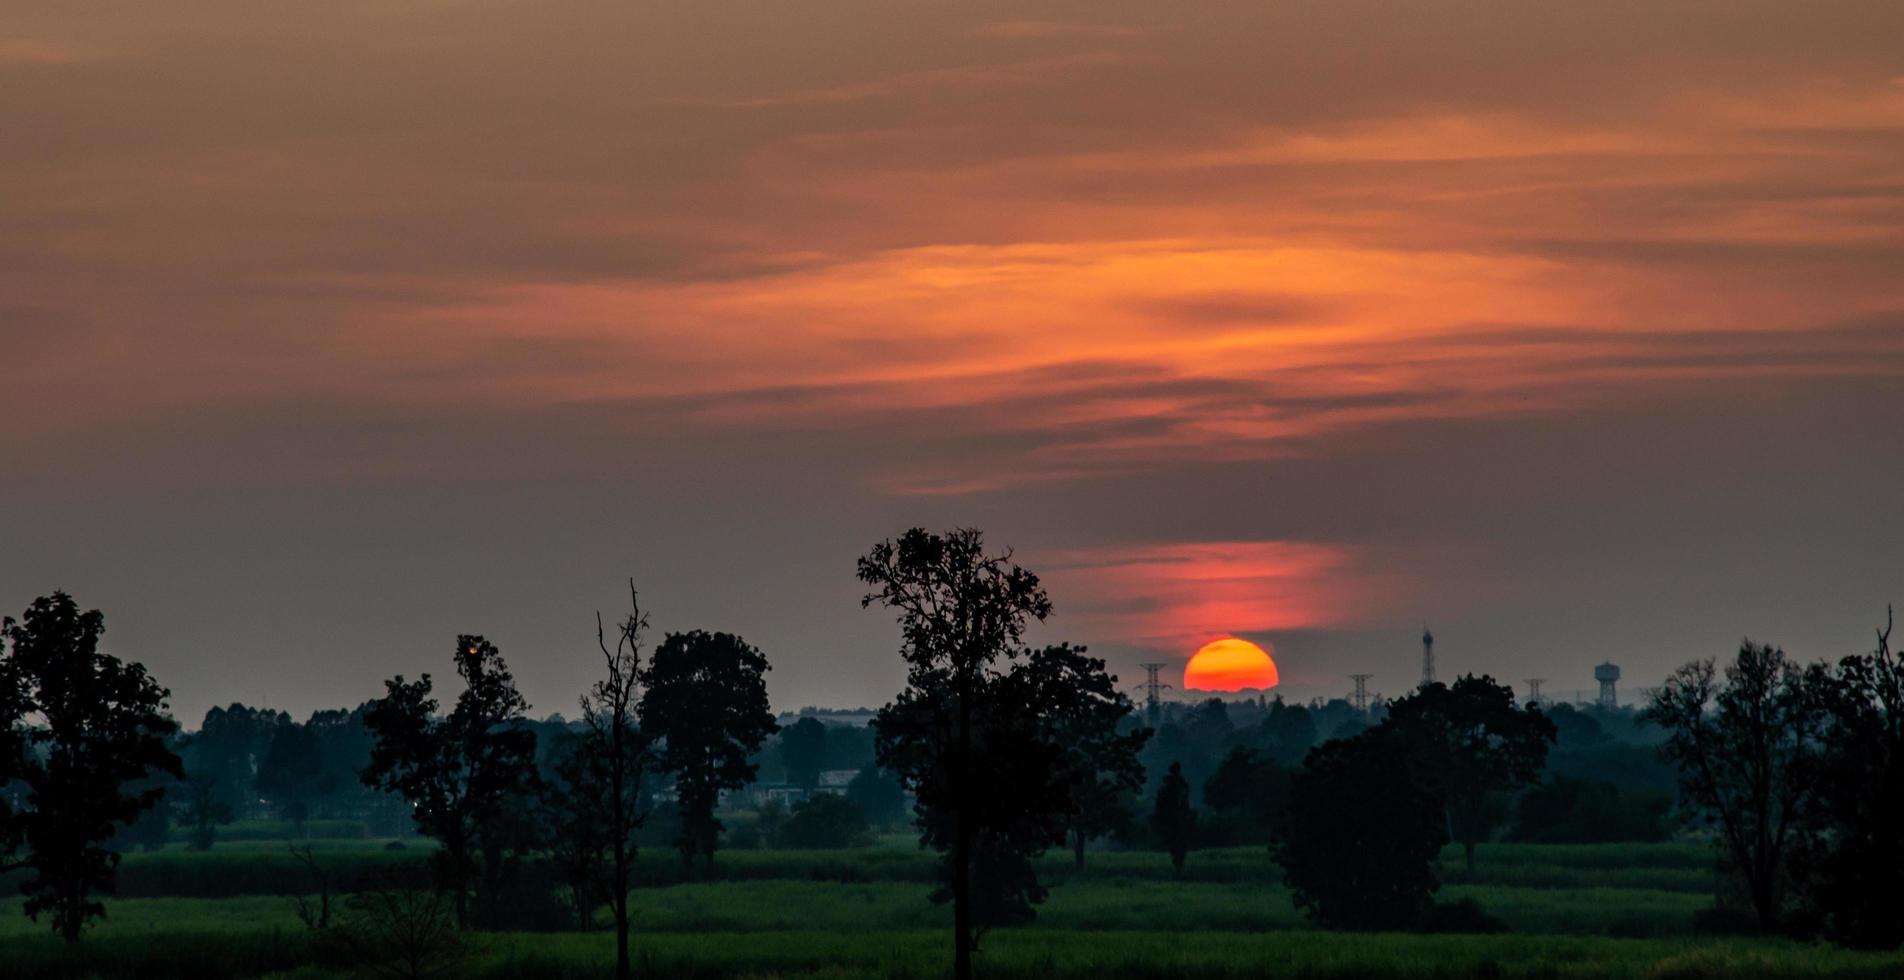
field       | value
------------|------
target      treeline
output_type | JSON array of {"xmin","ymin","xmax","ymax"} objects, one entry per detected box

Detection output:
[{"xmin": 2, "ymin": 527, "xmax": 1900, "ymax": 979}]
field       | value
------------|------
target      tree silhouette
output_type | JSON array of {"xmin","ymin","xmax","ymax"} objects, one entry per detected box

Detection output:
[
  {"xmin": 1274, "ymin": 729, "xmax": 1446, "ymax": 930},
  {"xmin": 257, "ymin": 720, "xmax": 324, "ymax": 834},
  {"xmin": 775, "ymin": 795, "xmax": 870, "ymax": 849},
  {"xmin": 1384, "ymin": 675, "xmax": 1556, "ymax": 870},
  {"xmin": 1646, "ymin": 642, "xmax": 1824, "ymax": 931},
  {"xmin": 844, "ymin": 763, "xmax": 908, "ymax": 829},
  {"xmin": 1792, "ymin": 608, "xmax": 1904, "ymax": 948},
  {"xmin": 0, "ymin": 592, "xmax": 182, "ymax": 943},
  {"xmin": 564, "ymin": 584, "xmax": 655, "ymax": 977},
  {"xmin": 640, "ymin": 630, "xmax": 777, "ymax": 874},
  {"xmin": 1203, "ymin": 746, "xmax": 1289, "ymax": 847},
  {"xmin": 777, "ymin": 717, "xmax": 829, "ymax": 791},
  {"xmin": 361, "ymin": 635, "xmax": 539, "ymax": 929},
  {"xmin": 1012, "ymin": 644, "xmax": 1149, "ymax": 869},
  {"xmin": 859, "ymin": 527, "xmax": 1051, "ymax": 980},
  {"xmin": 1151, "ymin": 761, "xmax": 1197, "ymax": 872}
]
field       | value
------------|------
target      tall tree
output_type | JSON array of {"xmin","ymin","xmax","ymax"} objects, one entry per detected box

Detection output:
[
  {"xmin": 1151, "ymin": 761, "xmax": 1197, "ymax": 873},
  {"xmin": 860, "ymin": 527, "xmax": 1052, "ymax": 980},
  {"xmin": 187, "ymin": 703, "xmax": 286, "ymax": 822},
  {"xmin": 1383, "ymin": 675, "xmax": 1556, "ymax": 870},
  {"xmin": 0, "ymin": 592, "xmax": 182, "ymax": 943},
  {"xmin": 640, "ymin": 630, "xmax": 776, "ymax": 873},
  {"xmin": 360, "ymin": 635, "xmax": 539, "ymax": 929},
  {"xmin": 568, "ymin": 584, "xmax": 655, "ymax": 978},
  {"xmin": 1274, "ymin": 729, "xmax": 1447, "ymax": 930},
  {"xmin": 1012, "ymin": 644, "xmax": 1149, "ymax": 869},
  {"xmin": 256, "ymin": 720, "xmax": 324, "ymax": 833},
  {"xmin": 1646, "ymin": 642, "xmax": 1824, "ymax": 931},
  {"xmin": 1792, "ymin": 609, "xmax": 1904, "ymax": 948},
  {"xmin": 777, "ymin": 717, "xmax": 829, "ymax": 791}
]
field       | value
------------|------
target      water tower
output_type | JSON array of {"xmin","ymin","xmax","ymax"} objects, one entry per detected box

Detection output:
[{"xmin": 1594, "ymin": 662, "xmax": 1621, "ymax": 710}]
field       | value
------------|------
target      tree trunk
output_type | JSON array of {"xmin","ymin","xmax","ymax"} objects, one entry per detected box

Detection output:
[
  {"xmin": 953, "ymin": 669, "xmax": 974, "ymax": 980},
  {"xmin": 615, "ymin": 895, "xmax": 631, "ymax": 980}
]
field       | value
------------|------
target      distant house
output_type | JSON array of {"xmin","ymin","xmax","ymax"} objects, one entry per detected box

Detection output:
[
  {"xmin": 721, "ymin": 781, "xmax": 808, "ymax": 811},
  {"xmin": 813, "ymin": 769, "xmax": 857, "ymax": 797}
]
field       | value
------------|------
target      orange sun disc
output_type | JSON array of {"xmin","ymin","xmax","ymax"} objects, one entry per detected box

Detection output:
[{"xmin": 1183, "ymin": 638, "xmax": 1280, "ymax": 692}]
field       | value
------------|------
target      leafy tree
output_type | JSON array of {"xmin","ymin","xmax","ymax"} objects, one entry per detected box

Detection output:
[
  {"xmin": 1384, "ymin": 675, "xmax": 1556, "ymax": 870},
  {"xmin": 1274, "ymin": 729, "xmax": 1447, "ymax": 930},
  {"xmin": 775, "ymin": 795, "xmax": 869, "ymax": 849},
  {"xmin": 860, "ymin": 527, "xmax": 1054, "ymax": 980},
  {"xmin": 257, "ymin": 720, "xmax": 324, "ymax": 833},
  {"xmin": 1645, "ymin": 642, "xmax": 1824, "ymax": 931},
  {"xmin": 844, "ymin": 763, "xmax": 908, "ymax": 829},
  {"xmin": 1792, "ymin": 609, "xmax": 1904, "ymax": 948},
  {"xmin": 1013, "ymin": 644, "xmax": 1149, "ymax": 868},
  {"xmin": 0, "ymin": 592, "xmax": 182, "ymax": 943},
  {"xmin": 1258, "ymin": 700, "xmax": 1318, "ymax": 767},
  {"xmin": 187, "ymin": 703, "xmax": 286, "ymax": 821},
  {"xmin": 1202, "ymin": 746, "xmax": 1289, "ymax": 845},
  {"xmin": 777, "ymin": 717, "xmax": 829, "ymax": 791},
  {"xmin": 640, "ymin": 630, "xmax": 776, "ymax": 873},
  {"xmin": 1151, "ymin": 761, "xmax": 1196, "ymax": 872},
  {"xmin": 360, "ymin": 635, "xmax": 540, "ymax": 929},
  {"xmin": 182, "ymin": 774, "xmax": 233, "ymax": 850},
  {"xmin": 1509, "ymin": 775, "xmax": 1671, "ymax": 844}
]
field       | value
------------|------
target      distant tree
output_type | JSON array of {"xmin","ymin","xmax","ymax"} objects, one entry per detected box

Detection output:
[
  {"xmin": 844, "ymin": 763, "xmax": 908, "ymax": 829},
  {"xmin": 1202, "ymin": 746, "xmax": 1289, "ymax": 845},
  {"xmin": 1260, "ymin": 701, "xmax": 1317, "ymax": 766},
  {"xmin": 1274, "ymin": 730, "xmax": 1447, "ymax": 930},
  {"xmin": 0, "ymin": 592, "xmax": 182, "ymax": 943},
  {"xmin": 188, "ymin": 703, "xmax": 286, "ymax": 821},
  {"xmin": 1791, "ymin": 609, "xmax": 1904, "ymax": 948},
  {"xmin": 775, "ymin": 795, "xmax": 870, "ymax": 849},
  {"xmin": 860, "ymin": 527, "xmax": 1054, "ymax": 980},
  {"xmin": 1384, "ymin": 675, "xmax": 1556, "ymax": 870},
  {"xmin": 1509, "ymin": 775, "xmax": 1671, "ymax": 844},
  {"xmin": 1151, "ymin": 761, "xmax": 1197, "ymax": 872},
  {"xmin": 641, "ymin": 630, "xmax": 776, "ymax": 873},
  {"xmin": 1646, "ymin": 642, "xmax": 1824, "ymax": 932},
  {"xmin": 778, "ymin": 717, "xmax": 829, "ymax": 791},
  {"xmin": 182, "ymin": 774, "xmax": 233, "ymax": 850},
  {"xmin": 257, "ymin": 720, "xmax": 324, "ymax": 833},
  {"xmin": 361, "ymin": 635, "xmax": 540, "ymax": 930},
  {"xmin": 1012, "ymin": 644, "xmax": 1149, "ymax": 868}
]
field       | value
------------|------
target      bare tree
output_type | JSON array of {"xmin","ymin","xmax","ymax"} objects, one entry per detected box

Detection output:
[
  {"xmin": 577, "ymin": 581, "xmax": 653, "ymax": 980},
  {"xmin": 288, "ymin": 843, "xmax": 333, "ymax": 930},
  {"xmin": 328, "ymin": 877, "xmax": 466, "ymax": 980}
]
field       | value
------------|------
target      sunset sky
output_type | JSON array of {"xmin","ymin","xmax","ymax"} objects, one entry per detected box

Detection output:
[{"xmin": 4, "ymin": 1, "xmax": 1902, "ymax": 722}]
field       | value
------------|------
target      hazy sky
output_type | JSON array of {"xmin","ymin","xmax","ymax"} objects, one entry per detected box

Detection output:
[{"xmin": 4, "ymin": 1, "xmax": 1902, "ymax": 725}]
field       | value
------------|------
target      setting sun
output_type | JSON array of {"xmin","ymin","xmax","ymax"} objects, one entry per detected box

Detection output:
[{"xmin": 1183, "ymin": 638, "xmax": 1280, "ymax": 692}]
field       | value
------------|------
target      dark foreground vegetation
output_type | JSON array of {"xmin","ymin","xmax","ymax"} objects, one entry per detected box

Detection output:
[{"xmin": 2, "ymin": 527, "xmax": 1900, "ymax": 978}]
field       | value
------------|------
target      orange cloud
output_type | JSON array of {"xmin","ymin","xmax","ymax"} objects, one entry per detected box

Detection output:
[{"xmin": 1038, "ymin": 540, "xmax": 1369, "ymax": 652}]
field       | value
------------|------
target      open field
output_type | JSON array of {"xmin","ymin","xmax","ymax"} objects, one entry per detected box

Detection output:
[{"xmin": 2, "ymin": 837, "xmax": 1899, "ymax": 978}]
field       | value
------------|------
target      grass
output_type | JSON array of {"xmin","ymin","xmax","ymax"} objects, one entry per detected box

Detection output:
[{"xmin": 3, "ymin": 837, "xmax": 1883, "ymax": 979}]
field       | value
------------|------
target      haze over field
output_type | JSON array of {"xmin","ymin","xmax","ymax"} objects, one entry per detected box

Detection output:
[{"xmin": 3, "ymin": 1, "xmax": 1902, "ymax": 721}]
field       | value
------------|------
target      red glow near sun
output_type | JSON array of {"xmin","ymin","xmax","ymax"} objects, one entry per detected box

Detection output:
[{"xmin": 1183, "ymin": 637, "xmax": 1280, "ymax": 692}]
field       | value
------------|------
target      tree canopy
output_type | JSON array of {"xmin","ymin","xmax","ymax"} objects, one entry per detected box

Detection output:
[{"xmin": 0, "ymin": 592, "xmax": 182, "ymax": 943}]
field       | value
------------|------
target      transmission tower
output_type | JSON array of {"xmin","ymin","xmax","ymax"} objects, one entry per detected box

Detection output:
[
  {"xmin": 1135, "ymin": 663, "xmax": 1172, "ymax": 726},
  {"xmin": 1525, "ymin": 678, "xmax": 1545, "ymax": 705},
  {"xmin": 1419, "ymin": 627, "xmax": 1436, "ymax": 688},
  {"xmin": 1349, "ymin": 673, "xmax": 1373, "ymax": 714}
]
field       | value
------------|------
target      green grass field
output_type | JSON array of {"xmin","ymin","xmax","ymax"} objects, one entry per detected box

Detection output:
[{"xmin": 1, "ymin": 837, "xmax": 1897, "ymax": 979}]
